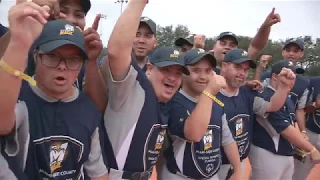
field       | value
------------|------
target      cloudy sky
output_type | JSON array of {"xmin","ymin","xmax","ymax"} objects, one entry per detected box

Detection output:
[{"xmin": 0, "ymin": 0, "xmax": 319, "ymax": 45}]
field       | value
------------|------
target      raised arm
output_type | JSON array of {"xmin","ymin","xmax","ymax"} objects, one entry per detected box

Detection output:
[
  {"xmin": 107, "ymin": 0, "xmax": 147, "ymax": 81},
  {"xmin": 0, "ymin": 1, "xmax": 49, "ymax": 134},
  {"xmin": 83, "ymin": 14, "xmax": 108, "ymax": 112},
  {"xmin": 248, "ymin": 8, "xmax": 280, "ymax": 60},
  {"xmin": 266, "ymin": 68, "xmax": 296, "ymax": 112}
]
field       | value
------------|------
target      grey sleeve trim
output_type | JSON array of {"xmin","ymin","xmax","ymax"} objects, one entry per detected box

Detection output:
[
  {"xmin": 297, "ymin": 89, "xmax": 309, "ymax": 109},
  {"xmin": 262, "ymin": 78, "xmax": 270, "ymax": 87},
  {"xmin": 221, "ymin": 114, "xmax": 235, "ymax": 146},
  {"xmin": 253, "ymin": 97, "xmax": 269, "ymax": 118},
  {"xmin": 5, "ymin": 101, "xmax": 28, "ymax": 157},
  {"xmin": 83, "ymin": 127, "xmax": 108, "ymax": 178},
  {"xmin": 107, "ymin": 62, "xmax": 138, "ymax": 111}
]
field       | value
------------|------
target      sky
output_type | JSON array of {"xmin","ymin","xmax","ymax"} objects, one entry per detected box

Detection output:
[{"xmin": 0, "ymin": 0, "xmax": 319, "ymax": 45}]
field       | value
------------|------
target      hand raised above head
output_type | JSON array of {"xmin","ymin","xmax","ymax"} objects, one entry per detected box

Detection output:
[{"xmin": 9, "ymin": 0, "xmax": 50, "ymax": 46}]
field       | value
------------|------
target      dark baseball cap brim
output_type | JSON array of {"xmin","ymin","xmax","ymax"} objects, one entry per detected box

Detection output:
[
  {"xmin": 288, "ymin": 66, "xmax": 305, "ymax": 74},
  {"xmin": 295, "ymin": 67, "xmax": 305, "ymax": 74},
  {"xmin": 38, "ymin": 40, "xmax": 88, "ymax": 60},
  {"xmin": 175, "ymin": 38, "xmax": 193, "ymax": 47},
  {"xmin": 188, "ymin": 53, "xmax": 217, "ymax": 67},
  {"xmin": 232, "ymin": 58, "xmax": 256, "ymax": 69},
  {"xmin": 153, "ymin": 61, "xmax": 190, "ymax": 75},
  {"xmin": 140, "ymin": 21, "xmax": 156, "ymax": 35},
  {"xmin": 283, "ymin": 42, "xmax": 304, "ymax": 50},
  {"xmin": 218, "ymin": 35, "xmax": 238, "ymax": 45}
]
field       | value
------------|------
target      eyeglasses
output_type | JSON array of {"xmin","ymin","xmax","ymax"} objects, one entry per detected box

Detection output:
[{"xmin": 37, "ymin": 52, "xmax": 84, "ymax": 70}]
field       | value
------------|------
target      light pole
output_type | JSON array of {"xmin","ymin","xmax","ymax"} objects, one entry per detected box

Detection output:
[
  {"xmin": 99, "ymin": 14, "xmax": 107, "ymax": 37},
  {"xmin": 114, "ymin": 0, "xmax": 128, "ymax": 14}
]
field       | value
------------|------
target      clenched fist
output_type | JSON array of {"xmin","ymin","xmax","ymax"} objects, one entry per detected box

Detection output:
[
  {"xmin": 206, "ymin": 71, "xmax": 227, "ymax": 95},
  {"xmin": 9, "ymin": 0, "xmax": 50, "ymax": 47},
  {"xmin": 193, "ymin": 34, "xmax": 206, "ymax": 49},
  {"xmin": 245, "ymin": 80, "xmax": 263, "ymax": 92},
  {"xmin": 278, "ymin": 68, "xmax": 296, "ymax": 90}
]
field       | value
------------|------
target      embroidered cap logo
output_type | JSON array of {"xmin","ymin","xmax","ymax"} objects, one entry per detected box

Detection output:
[
  {"xmin": 60, "ymin": 24, "xmax": 74, "ymax": 35},
  {"xmin": 170, "ymin": 50, "xmax": 180, "ymax": 58},
  {"xmin": 241, "ymin": 51, "xmax": 248, "ymax": 57}
]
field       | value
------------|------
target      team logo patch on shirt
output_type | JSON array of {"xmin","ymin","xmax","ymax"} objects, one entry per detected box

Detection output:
[
  {"xmin": 203, "ymin": 130, "xmax": 213, "ymax": 151},
  {"xmin": 50, "ymin": 142, "xmax": 68, "ymax": 173},
  {"xmin": 60, "ymin": 24, "xmax": 74, "ymax": 35},
  {"xmin": 155, "ymin": 130, "xmax": 166, "ymax": 150},
  {"xmin": 236, "ymin": 118, "xmax": 243, "ymax": 136},
  {"xmin": 33, "ymin": 136, "xmax": 84, "ymax": 179}
]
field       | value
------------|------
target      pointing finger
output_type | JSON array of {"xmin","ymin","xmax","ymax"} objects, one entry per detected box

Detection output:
[
  {"xmin": 92, "ymin": 14, "xmax": 101, "ymax": 31},
  {"xmin": 269, "ymin": 7, "xmax": 275, "ymax": 15}
]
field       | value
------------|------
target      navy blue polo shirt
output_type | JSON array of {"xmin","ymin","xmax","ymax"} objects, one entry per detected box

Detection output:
[
  {"xmin": 0, "ymin": 23, "xmax": 8, "ymax": 37},
  {"xmin": 1, "ymin": 81, "xmax": 107, "ymax": 180},
  {"xmin": 252, "ymin": 86, "xmax": 295, "ymax": 156},
  {"xmin": 103, "ymin": 60, "xmax": 169, "ymax": 178},
  {"xmin": 164, "ymin": 90, "xmax": 234, "ymax": 179},
  {"xmin": 306, "ymin": 76, "xmax": 320, "ymax": 134},
  {"xmin": 261, "ymin": 71, "xmax": 309, "ymax": 111},
  {"xmin": 217, "ymin": 86, "xmax": 270, "ymax": 164}
]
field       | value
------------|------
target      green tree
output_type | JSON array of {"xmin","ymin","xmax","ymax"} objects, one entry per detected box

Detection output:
[
  {"xmin": 204, "ymin": 38, "xmax": 216, "ymax": 51},
  {"xmin": 156, "ymin": 24, "xmax": 190, "ymax": 47}
]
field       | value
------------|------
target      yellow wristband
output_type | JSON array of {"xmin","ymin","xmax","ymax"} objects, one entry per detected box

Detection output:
[
  {"xmin": 0, "ymin": 60, "xmax": 36, "ymax": 86},
  {"xmin": 303, "ymin": 147, "xmax": 317, "ymax": 157},
  {"xmin": 202, "ymin": 90, "xmax": 224, "ymax": 107}
]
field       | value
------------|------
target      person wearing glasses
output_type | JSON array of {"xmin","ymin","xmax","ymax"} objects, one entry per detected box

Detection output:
[{"xmin": 0, "ymin": 3, "xmax": 108, "ymax": 178}]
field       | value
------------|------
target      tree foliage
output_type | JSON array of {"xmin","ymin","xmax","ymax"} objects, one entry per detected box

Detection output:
[{"xmin": 156, "ymin": 24, "xmax": 320, "ymax": 76}]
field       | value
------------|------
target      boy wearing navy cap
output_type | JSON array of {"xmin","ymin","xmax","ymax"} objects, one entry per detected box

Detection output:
[
  {"xmin": 216, "ymin": 48, "xmax": 296, "ymax": 179},
  {"xmin": 250, "ymin": 60, "xmax": 319, "ymax": 179},
  {"xmin": 0, "ymin": 4, "xmax": 108, "ymax": 179},
  {"xmin": 160, "ymin": 48, "xmax": 242, "ymax": 180}
]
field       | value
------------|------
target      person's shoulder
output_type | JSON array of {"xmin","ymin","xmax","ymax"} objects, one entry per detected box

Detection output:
[{"xmin": 77, "ymin": 93, "xmax": 101, "ymax": 116}]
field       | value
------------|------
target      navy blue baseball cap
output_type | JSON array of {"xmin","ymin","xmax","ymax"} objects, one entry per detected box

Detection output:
[
  {"xmin": 184, "ymin": 48, "xmax": 216, "ymax": 67},
  {"xmin": 217, "ymin": 32, "xmax": 238, "ymax": 45},
  {"xmin": 81, "ymin": 0, "xmax": 91, "ymax": 14},
  {"xmin": 150, "ymin": 47, "xmax": 190, "ymax": 75},
  {"xmin": 224, "ymin": 48, "xmax": 256, "ymax": 68},
  {"xmin": 271, "ymin": 60, "xmax": 305, "ymax": 74},
  {"xmin": 283, "ymin": 38, "xmax": 304, "ymax": 51},
  {"xmin": 175, "ymin": 35, "xmax": 194, "ymax": 47},
  {"xmin": 140, "ymin": 17, "xmax": 156, "ymax": 35},
  {"xmin": 33, "ymin": 20, "xmax": 87, "ymax": 60}
]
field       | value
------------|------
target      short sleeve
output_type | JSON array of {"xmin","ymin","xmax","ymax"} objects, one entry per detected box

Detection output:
[
  {"xmin": 297, "ymin": 88, "xmax": 309, "ymax": 109},
  {"xmin": 5, "ymin": 101, "xmax": 28, "ymax": 156},
  {"xmin": 253, "ymin": 96, "xmax": 270, "ymax": 118},
  {"xmin": 221, "ymin": 114, "xmax": 235, "ymax": 146},
  {"xmin": 168, "ymin": 103, "xmax": 190, "ymax": 139},
  {"xmin": 267, "ymin": 110, "xmax": 292, "ymax": 134},
  {"xmin": 83, "ymin": 127, "xmax": 108, "ymax": 178},
  {"xmin": 106, "ymin": 59, "xmax": 138, "ymax": 111}
]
